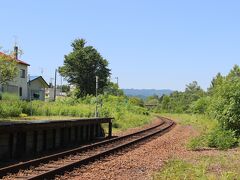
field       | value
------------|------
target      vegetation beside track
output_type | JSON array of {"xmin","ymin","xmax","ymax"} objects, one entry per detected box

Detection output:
[
  {"xmin": 152, "ymin": 113, "xmax": 240, "ymax": 179},
  {"xmin": 162, "ymin": 113, "xmax": 239, "ymax": 150},
  {"xmin": 154, "ymin": 151, "xmax": 240, "ymax": 180},
  {"xmin": 0, "ymin": 93, "xmax": 152, "ymax": 132}
]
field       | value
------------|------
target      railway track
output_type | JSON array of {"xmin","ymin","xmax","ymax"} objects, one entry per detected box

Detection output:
[{"xmin": 0, "ymin": 117, "xmax": 175, "ymax": 180}]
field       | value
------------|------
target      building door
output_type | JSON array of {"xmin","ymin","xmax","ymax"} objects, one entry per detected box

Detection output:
[{"xmin": 19, "ymin": 87, "xmax": 22, "ymax": 97}]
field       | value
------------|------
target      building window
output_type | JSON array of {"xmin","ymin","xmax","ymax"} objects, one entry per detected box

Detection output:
[
  {"xmin": 20, "ymin": 69, "xmax": 26, "ymax": 78},
  {"xmin": 19, "ymin": 87, "xmax": 22, "ymax": 97}
]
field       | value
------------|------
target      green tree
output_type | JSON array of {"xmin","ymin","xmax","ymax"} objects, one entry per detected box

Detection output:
[
  {"xmin": 103, "ymin": 82, "xmax": 124, "ymax": 96},
  {"xmin": 0, "ymin": 52, "xmax": 18, "ymax": 91},
  {"xmin": 161, "ymin": 95, "xmax": 170, "ymax": 112},
  {"xmin": 129, "ymin": 97, "xmax": 144, "ymax": 107},
  {"xmin": 57, "ymin": 85, "xmax": 70, "ymax": 93},
  {"xmin": 145, "ymin": 95, "xmax": 159, "ymax": 105},
  {"xmin": 208, "ymin": 72, "xmax": 223, "ymax": 95},
  {"xmin": 209, "ymin": 65, "xmax": 240, "ymax": 135},
  {"xmin": 59, "ymin": 39, "xmax": 111, "ymax": 97},
  {"xmin": 156, "ymin": 81, "xmax": 205, "ymax": 113},
  {"xmin": 190, "ymin": 96, "xmax": 210, "ymax": 114},
  {"xmin": 185, "ymin": 81, "xmax": 205, "ymax": 101}
]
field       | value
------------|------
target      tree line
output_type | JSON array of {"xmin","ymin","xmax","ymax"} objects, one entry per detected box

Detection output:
[
  {"xmin": 147, "ymin": 65, "xmax": 240, "ymax": 135},
  {"xmin": 1, "ymin": 39, "xmax": 239, "ymax": 137}
]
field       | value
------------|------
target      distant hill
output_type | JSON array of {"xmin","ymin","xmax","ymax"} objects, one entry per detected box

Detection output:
[{"xmin": 122, "ymin": 89, "xmax": 173, "ymax": 99}]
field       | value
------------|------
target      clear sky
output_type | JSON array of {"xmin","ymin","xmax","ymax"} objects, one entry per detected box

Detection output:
[{"xmin": 1, "ymin": 0, "xmax": 239, "ymax": 91}]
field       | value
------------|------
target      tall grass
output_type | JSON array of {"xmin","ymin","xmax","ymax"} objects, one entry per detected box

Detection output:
[
  {"xmin": 21, "ymin": 101, "xmax": 94, "ymax": 117},
  {"xmin": 162, "ymin": 113, "xmax": 239, "ymax": 150},
  {"xmin": 0, "ymin": 93, "xmax": 22, "ymax": 118},
  {"xmin": 0, "ymin": 94, "xmax": 152, "ymax": 131},
  {"xmin": 153, "ymin": 157, "xmax": 240, "ymax": 180},
  {"xmin": 161, "ymin": 113, "xmax": 218, "ymax": 132}
]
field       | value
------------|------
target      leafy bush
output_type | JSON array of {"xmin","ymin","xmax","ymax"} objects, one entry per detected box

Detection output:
[
  {"xmin": 0, "ymin": 94, "xmax": 152, "ymax": 132},
  {"xmin": 207, "ymin": 128, "xmax": 238, "ymax": 150},
  {"xmin": 1, "ymin": 92, "xmax": 19, "ymax": 101},
  {"xmin": 190, "ymin": 96, "xmax": 210, "ymax": 114},
  {"xmin": 164, "ymin": 114, "xmax": 238, "ymax": 150},
  {"xmin": 153, "ymin": 159, "xmax": 208, "ymax": 180},
  {"xmin": 209, "ymin": 66, "xmax": 240, "ymax": 135},
  {"xmin": 129, "ymin": 97, "xmax": 144, "ymax": 107},
  {"xmin": 188, "ymin": 127, "xmax": 238, "ymax": 151},
  {"xmin": 0, "ymin": 93, "xmax": 22, "ymax": 117},
  {"xmin": 187, "ymin": 135, "xmax": 208, "ymax": 150},
  {"xmin": 0, "ymin": 100, "xmax": 22, "ymax": 117}
]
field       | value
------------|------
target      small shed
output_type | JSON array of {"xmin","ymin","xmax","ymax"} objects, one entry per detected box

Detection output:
[{"xmin": 28, "ymin": 76, "xmax": 49, "ymax": 101}]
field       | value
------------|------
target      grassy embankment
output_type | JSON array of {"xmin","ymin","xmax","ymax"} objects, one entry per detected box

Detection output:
[
  {"xmin": 0, "ymin": 93, "xmax": 153, "ymax": 132},
  {"xmin": 153, "ymin": 113, "xmax": 240, "ymax": 180}
]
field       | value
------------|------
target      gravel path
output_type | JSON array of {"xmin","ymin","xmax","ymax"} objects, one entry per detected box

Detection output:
[{"xmin": 58, "ymin": 123, "xmax": 197, "ymax": 180}]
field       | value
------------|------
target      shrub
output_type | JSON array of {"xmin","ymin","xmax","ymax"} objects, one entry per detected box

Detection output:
[
  {"xmin": 190, "ymin": 96, "xmax": 210, "ymax": 114},
  {"xmin": 187, "ymin": 135, "xmax": 208, "ymax": 150},
  {"xmin": 1, "ymin": 92, "xmax": 19, "ymax": 101},
  {"xmin": 209, "ymin": 65, "xmax": 240, "ymax": 135},
  {"xmin": 0, "ymin": 100, "xmax": 22, "ymax": 117},
  {"xmin": 207, "ymin": 127, "xmax": 238, "ymax": 150},
  {"xmin": 153, "ymin": 159, "xmax": 208, "ymax": 180}
]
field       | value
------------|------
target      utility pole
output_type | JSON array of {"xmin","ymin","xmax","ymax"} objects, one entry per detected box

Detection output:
[
  {"xmin": 54, "ymin": 69, "xmax": 57, "ymax": 101},
  {"xmin": 115, "ymin": 77, "xmax": 119, "ymax": 87},
  {"xmin": 28, "ymin": 74, "xmax": 33, "ymax": 116},
  {"xmin": 60, "ymin": 76, "xmax": 63, "ymax": 95},
  {"xmin": 95, "ymin": 76, "xmax": 99, "ymax": 117},
  {"xmin": 115, "ymin": 77, "xmax": 119, "ymax": 96}
]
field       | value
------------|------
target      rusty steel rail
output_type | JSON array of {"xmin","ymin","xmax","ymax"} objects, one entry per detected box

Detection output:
[{"xmin": 0, "ymin": 117, "xmax": 175, "ymax": 179}]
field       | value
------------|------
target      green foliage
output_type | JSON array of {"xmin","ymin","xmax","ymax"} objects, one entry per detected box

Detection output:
[
  {"xmin": 190, "ymin": 96, "xmax": 210, "ymax": 114},
  {"xmin": 162, "ymin": 114, "xmax": 218, "ymax": 133},
  {"xmin": 59, "ymin": 39, "xmax": 111, "ymax": 97},
  {"xmin": 0, "ymin": 93, "xmax": 22, "ymax": 118},
  {"xmin": 145, "ymin": 95, "xmax": 159, "ymax": 105},
  {"xmin": 160, "ymin": 65, "xmax": 240, "ymax": 137},
  {"xmin": 21, "ymin": 100, "xmax": 94, "ymax": 117},
  {"xmin": 153, "ymin": 157, "xmax": 240, "ymax": 180},
  {"xmin": 208, "ymin": 72, "xmax": 223, "ymax": 95},
  {"xmin": 207, "ymin": 127, "xmax": 238, "ymax": 150},
  {"xmin": 103, "ymin": 82, "xmax": 124, "ymax": 96},
  {"xmin": 209, "ymin": 65, "xmax": 240, "ymax": 135},
  {"xmin": 98, "ymin": 95, "xmax": 150, "ymax": 130},
  {"xmin": 164, "ymin": 114, "xmax": 239, "ymax": 150},
  {"xmin": 0, "ymin": 52, "xmax": 18, "ymax": 86},
  {"xmin": 0, "ymin": 101, "xmax": 22, "ymax": 118},
  {"xmin": 57, "ymin": 85, "xmax": 70, "ymax": 93},
  {"xmin": 187, "ymin": 128, "xmax": 238, "ymax": 150},
  {"xmin": 1, "ymin": 92, "xmax": 19, "ymax": 101},
  {"xmin": 187, "ymin": 135, "xmax": 208, "ymax": 150},
  {"xmin": 0, "ymin": 94, "xmax": 151, "ymax": 132},
  {"xmin": 153, "ymin": 159, "xmax": 208, "ymax": 180},
  {"xmin": 129, "ymin": 96, "xmax": 144, "ymax": 107},
  {"xmin": 157, "ymin": 81, "xmax": 206, "ymax": 114}
]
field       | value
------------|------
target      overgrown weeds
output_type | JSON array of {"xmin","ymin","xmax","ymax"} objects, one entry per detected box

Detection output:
[
  {"xmin": 0, "ymin": 94, "xmax": 152, "ymax": 131},
  {"xmin": 162, "ymin": 113, "xmax": 239, "ymax": 150}
]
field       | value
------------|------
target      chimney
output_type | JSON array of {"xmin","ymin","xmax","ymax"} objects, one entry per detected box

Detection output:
[{"xmin": 14, "ymin": 46, "xmax": 18, "ymax": 60}]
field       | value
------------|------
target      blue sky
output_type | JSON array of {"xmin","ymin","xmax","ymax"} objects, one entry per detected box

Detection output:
[{"xmin": 1, "ymin": 0, "xmax": 239, "ymax": 91}]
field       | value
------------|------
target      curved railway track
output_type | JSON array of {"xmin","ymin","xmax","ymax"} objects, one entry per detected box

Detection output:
[{"xmin": 0, "ymin": 117, "xmax": 175, "ymax": 180}]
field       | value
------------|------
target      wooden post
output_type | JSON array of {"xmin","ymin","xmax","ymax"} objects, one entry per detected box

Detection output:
[
  {"xmin": 54, "ymin": 69, "xmax": 57, "ymax": 101},
  {"xmin": 108, "ymin": 120, "xmax": 112, "ymax": 138}
]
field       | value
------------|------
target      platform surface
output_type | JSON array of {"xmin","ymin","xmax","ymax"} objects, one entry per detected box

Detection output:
[{"xmin": 0, "ymin": 117, "xmax": 113, "ymax": 133}]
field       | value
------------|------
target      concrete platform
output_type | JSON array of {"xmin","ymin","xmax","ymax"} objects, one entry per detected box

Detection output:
[{"xmin": 0, "ymin": 117, "xmax": 113, "ymax": 162}]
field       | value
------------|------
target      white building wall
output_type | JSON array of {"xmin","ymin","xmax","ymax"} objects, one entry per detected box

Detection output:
[
  {"xmin": 7, "ymin": 64, "xmax": 28, "ymax": 99},
  {"xmin": 29, "ymin": 79, "xmax": 46, "ymax": 101}
]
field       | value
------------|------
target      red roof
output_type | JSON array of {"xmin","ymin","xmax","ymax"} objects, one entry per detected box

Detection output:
[{"xmin": 0, "ymin": 52, "xmax": 30, "ymax": 66}]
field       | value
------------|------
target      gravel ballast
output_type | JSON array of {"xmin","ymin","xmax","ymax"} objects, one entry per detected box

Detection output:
[{"xmin": 58, "ymin": 123, "xmax": 197, "ymax": 180}]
